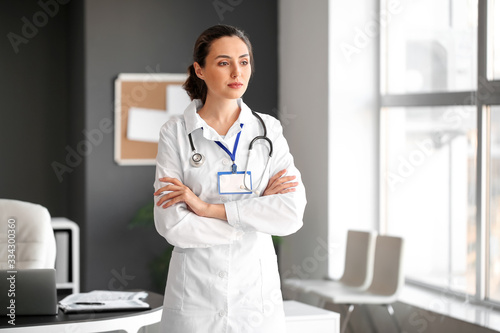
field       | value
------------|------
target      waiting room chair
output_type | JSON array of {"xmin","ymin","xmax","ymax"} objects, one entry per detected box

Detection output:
[
  {"xmin": 0, "ymin": 199, "xmax": 56, "ymax": 269},
  {"xmin": 282, "ymin": 230, "xmax": 377, "ymax": 306},
  {"xmin": 308, "ymin": 235, "xmax": 405, "ymax": 333}
]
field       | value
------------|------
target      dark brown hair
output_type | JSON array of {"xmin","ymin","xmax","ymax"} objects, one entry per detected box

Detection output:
[{"xmin": 183, "ymin": 24, "xmax": 254, "ymax": 104}]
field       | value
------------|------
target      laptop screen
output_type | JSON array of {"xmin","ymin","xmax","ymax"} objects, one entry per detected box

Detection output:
[{"xmin": 0, "ymin": 269, "xmax": 58, "ymax": 316}]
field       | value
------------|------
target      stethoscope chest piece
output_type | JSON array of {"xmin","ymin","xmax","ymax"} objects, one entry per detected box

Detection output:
[
  {"xmin": 188, "ymin": 132, "xmax": 205, "ymax": 167},
  {"xmin": 190, "ymin": 152, "xmax": 205, "ymax": 167}
]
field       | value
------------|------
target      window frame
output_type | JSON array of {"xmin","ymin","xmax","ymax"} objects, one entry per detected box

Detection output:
[{"xmin": 379, "ymin": 0, "xmax": 500, "ymax": 307}]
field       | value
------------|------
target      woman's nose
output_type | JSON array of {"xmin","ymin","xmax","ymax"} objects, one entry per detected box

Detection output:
[{"xmin": 231, "ymin": 66, "xmax": 241, "ymax": 78}]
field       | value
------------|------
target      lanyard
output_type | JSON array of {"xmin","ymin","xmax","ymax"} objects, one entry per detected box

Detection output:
[{"xmin": 214, "ymin": 124, "xmax": 244, "ymax": 173}]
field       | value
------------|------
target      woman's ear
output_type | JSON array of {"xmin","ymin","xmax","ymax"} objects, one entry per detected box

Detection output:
[{"xmin": 193, "ymin": 62, "xmax": 204, "ymax": 80}]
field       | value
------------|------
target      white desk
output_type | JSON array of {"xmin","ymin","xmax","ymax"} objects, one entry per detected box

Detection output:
[
  {"xmin": 2, "ymin": 292, "xmax": 163, "ymax": 333},
  {"xmin": 4, "ymin": 297, "xmax": 338, "ymax": 333},
  {"xmin": 284, "ymin": 300, "xmax": 340, "ymax": 333}
]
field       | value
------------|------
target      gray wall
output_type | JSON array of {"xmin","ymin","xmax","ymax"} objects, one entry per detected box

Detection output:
[
  {"xmin": 1, "ymin": 0, "xmax": 278, "ymax": 292},
  {"xmin": 278, "ymin": 0, "xmax": 330, "ymax": 280},
  {"xmin": 0, "ymin": 1, "xmax": 70, "ymax": 217}
]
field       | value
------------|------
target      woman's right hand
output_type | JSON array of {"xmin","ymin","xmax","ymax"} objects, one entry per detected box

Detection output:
[{"xmin": 262, "ymin": 169, "xmax": 299, "ymax": 196}]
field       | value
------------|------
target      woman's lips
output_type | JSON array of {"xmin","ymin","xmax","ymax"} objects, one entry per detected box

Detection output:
[{"xmin": 228, "ymin": 82, "xmax": 244, "ymax": 89}]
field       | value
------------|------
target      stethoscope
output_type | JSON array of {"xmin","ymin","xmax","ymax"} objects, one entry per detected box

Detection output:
[{"xmin": 187, "ymin": 111, "xmax": 273, "ymax": 193}]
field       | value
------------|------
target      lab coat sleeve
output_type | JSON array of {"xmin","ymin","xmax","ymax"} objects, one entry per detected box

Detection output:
[
  {"xmin": 224, "ymin": 118, "xmax": 306, "ymax": 236},
  {"xmin": 153, "ymin": 121, "xmax": 243, "ymax": 249}
]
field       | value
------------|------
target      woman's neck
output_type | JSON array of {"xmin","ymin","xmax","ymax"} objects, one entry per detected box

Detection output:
[{"xmin": 198, "ymin": 97, "xmax": 241, "ymax": 135}]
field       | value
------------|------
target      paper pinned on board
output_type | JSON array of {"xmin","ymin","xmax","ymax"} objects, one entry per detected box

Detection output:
[
  {"xmin": 166, "ymin": 84, "xmax": 191, "ymax": 116},
  {"xmin": 126, "ymin": 85, "xmax": 190, "ymax": 143},
  {"xmin": 127, "ymin": 107, "xmax": 168, "ymax": 143}
]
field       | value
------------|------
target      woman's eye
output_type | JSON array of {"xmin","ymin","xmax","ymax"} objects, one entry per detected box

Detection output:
[
  {"xmin": 219, "ymin": 61, "xmax": 229, "ymax": 66},
  {"xmin": 241, "ymin": 60, "xmax": 249, "ymax": 65}
]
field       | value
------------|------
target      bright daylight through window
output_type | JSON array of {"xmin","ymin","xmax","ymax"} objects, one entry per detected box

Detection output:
[
  {"xmin": 380, "ymin": 0, "xmax": 500, "ymax": 304},
  {"xmin": 382, "ymin": 106, "xmax": 477, "ymax": 294}
]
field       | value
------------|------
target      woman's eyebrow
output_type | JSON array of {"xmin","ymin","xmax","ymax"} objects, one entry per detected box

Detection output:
[{"xmin": 215, "ymin": 54, "xmax": 250, "ymax": 59}]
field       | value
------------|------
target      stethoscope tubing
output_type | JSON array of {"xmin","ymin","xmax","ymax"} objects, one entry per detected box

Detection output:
[
  {"xmin": 187, "ymin": 110, "xmax": 274, "ymax": 194},
  {"xmin": 241, "ymin": 141, "xmax": 272, "ymax": 194}
]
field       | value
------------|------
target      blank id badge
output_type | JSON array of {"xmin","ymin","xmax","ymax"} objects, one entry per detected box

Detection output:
[{"xmin": 218, "ymin": 171, "xmax": 252, "ymax": 195}]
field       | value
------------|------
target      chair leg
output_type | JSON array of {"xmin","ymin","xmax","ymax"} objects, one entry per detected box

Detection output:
[
  {"xmin": 340, "ymin": 304, "xmax": 355, "ymax": 333},
  {"xmin": 362, "ymin": 305, "xmax": 379, "ymax": 333},
  {"xmin": 317, "ymin": 297, "xmax": 326, "ymax": 309},
  {"xmin": 385, "ymin": 304, "xmax": 402, "ymax": 333}
]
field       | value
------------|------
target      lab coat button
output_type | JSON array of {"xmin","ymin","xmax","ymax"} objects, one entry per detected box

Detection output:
[
  {"xmin": 222, "ymin": 158, "xmax": 231, "ymax": 166},
  {"xmin": 219, "ymin": 310, "xmax": 226, "ymax": 317},
  {"xmin": 218, "ymin": 271, "xmax": 227, "ymax": 278},
  {"xmin": 220, "ymin": 197, "xmax": 228, "ymax": 203}
]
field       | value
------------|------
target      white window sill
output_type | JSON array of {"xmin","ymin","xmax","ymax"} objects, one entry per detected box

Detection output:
[{"xmin": 400, "ymin": 284, "xmax": 500, "ymax": 332}]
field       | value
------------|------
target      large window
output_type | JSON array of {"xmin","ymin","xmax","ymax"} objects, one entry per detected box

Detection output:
[
  {"xmin": 490, "ymin": 106, "xmax": 500, "ymax": 300},
  {"xmin": 382, "ymin": 0, "xmax": 477, "ymax": 94},
  {"xmin": 381, "ymin": 0, "xmax": 500, "ymax": 303},
  {"xmin": 489, "ymin": 0, "xmax": 500, "ymax": 80},
  {"xmin": 382, "ymin": 106, "xmax": 477, "ymax": 294}
]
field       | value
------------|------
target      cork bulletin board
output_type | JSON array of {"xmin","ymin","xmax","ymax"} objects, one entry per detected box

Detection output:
[{"xmin": 114, "ymin": 73, "xmax": 189, "ymax": 165}]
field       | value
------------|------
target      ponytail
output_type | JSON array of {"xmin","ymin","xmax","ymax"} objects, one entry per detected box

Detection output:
[{"xmin": 183, "ymin": 64, "xmax": 207, "ymax": 104}]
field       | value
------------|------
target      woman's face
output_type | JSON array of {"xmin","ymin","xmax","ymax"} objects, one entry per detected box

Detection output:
[{"xmin": 195, "ymin": 36, "xmax": 252, "ymax": 102}]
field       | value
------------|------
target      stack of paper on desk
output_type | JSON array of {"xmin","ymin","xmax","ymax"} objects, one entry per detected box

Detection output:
[{"xmin": 59, "ymin": 290, "xmax": 150, "ymax": 313}]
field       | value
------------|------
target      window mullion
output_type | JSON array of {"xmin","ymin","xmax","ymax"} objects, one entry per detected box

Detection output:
[
  {"xmin": 476, "ymin": 0, "xmax": 488, "ymax": 302},
  {"xmin": 381, "ymin": 92, "xmax": 476, "ymax": 107},
  {"xmin": 479, "ymin": 105, "xmax": 489, "ymax": 301}
]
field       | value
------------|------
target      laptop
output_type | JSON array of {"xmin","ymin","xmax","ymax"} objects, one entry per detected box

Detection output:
[{"xmin": 0, "ymin": 269, "xmax": 58, "ymax": 315}]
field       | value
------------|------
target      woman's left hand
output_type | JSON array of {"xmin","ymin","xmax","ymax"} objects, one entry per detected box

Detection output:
[{"xmin": 262, "ymin": 169, "xmax": 299, "ymax": 196}]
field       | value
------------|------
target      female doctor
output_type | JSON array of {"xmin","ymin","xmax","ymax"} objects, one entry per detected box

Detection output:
[{"xmin": 153, "ymin": 24, "xmax": 306, "ymax": 333}]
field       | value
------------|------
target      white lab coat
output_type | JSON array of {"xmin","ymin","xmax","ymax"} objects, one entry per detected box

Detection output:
[{"xmin": 154, "ymin": 99, "xmax": 306, "ymax": 333}]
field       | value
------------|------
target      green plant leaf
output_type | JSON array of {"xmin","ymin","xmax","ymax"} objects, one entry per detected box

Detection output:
[
  {"xmin": 129, "ymin": 201, "xmax": 155, "ymax": 229},
  {"xmin": 149, "ymin": 246, "xmax": 173, "ymax": 292},
  {"xmin": 272, "ymin": 235, "xmax": 283, "ymax": 245}
]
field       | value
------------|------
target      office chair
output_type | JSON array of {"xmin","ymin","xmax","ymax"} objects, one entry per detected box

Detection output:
[
  {"xmin": 282, "ymin": 230, "xmax": 377, "ymax": 306},
  {"xmin": 0, "ymin": 199, "xmax": 56, "ymax": 269},
  {"xmin": 308, "ymin": 235, "xmax": 405, "ymax": 333}
]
